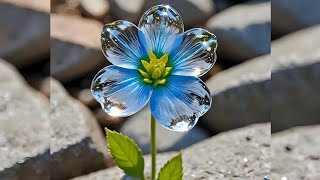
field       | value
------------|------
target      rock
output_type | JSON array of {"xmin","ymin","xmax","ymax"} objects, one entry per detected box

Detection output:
[
  {"xmin": 72, "ymin": 123, "xmax": 271, "ymax": 179},
  {"xmin": 50, "ymin": 78, "xmax": 112, "ymax": 180},
  {"xmin": 180, "ymin": 123, "xmax": 270, "ymax": 179},
  {"xmin": 203, "ymin": 25, "xmax": 320, "ymax": 133},
  {"xmin": 272, "ymin": 0, "xmax": 320, "ymax": 37},
  {"xmin": 52, "ymin": 0, "xmax": 82, "ymax": 16},
  {"xmin": 120, "ymin": 107, "xmax": 211, "ymax": 154},
  {"xmin": 51, "ymin": 0, "xmax": 65, "ymax": 6},
  {"xmin": 305, "ymin": 174, "xmax": 320, "ymax": 180},
  {"xmin": 271, "ymin": 25, "xmax": 320, "ymax": 58},
  {"xmin": 80, "ymin": 0, "xmax": 110, "ymax": 20},
  {"xmin": 73, "ymin": 152, "xmax": 177, "ymax": 180},
  {"xmin": 38, "ymin": 78, "xmax": 50, "ymax": 98},
  {"xmin": 22, "ymin": 73, "xmax": 48, "ymax": 97},
  {"xmin": 0, "ymin": 59, "xmax": 50, "ymax": 179},
  {"xmin": 214, "ymin": 0, "xmax": 235, "ymax": 13},
  {"xmin": 206, "ymin": 1, "xmax": 270, "ymax": 62},
  {"xmin": 74, "ymin": 88, "xmax": 99, "ymax": 108},
  {"xmin": 208, "ymin": 62, "xmax": 223, "ymax": 77},
  {"xmin": 0, "ymin": 0, "xmax": 50, "ymax": 67},
  {"xmin": 80, "ymin": 76, "xmax": 95, "ymax": 89},
  {"xmin": 51, "ymin": 14, "xmax": 107, "ymax": 82},
  {"xmin": 109, "ymin": 0, "xmax": 145, "ymax": 23},
  {"xmin": 271, "ymin": 25, "xmax": 320, "ymax": 132},
  {"xmin": 19, "ymin": 60, "xmax": 50, "ymax": 97},
  {"xmin": 202, "ymin": 55, "xmax": 271, "ymax": 133},
  {"xmin": 144, "ymin": 0, "xmax": 214, "ymax": 26},
  {"xmin": 272, "ymin": 125, "xmax": 320, "ymax": 179}
]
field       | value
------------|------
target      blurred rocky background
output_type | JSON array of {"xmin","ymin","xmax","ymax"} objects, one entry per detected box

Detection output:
[{"xmin": 0, "ymin": 0, "xmax": 319, "ymax": 179}]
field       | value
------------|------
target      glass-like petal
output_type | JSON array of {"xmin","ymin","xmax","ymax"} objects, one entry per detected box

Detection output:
[
  {"xmin": 150, "ymin": 75, "xmax": 211, "ymax": 132},
  {"xmin": 101, "ymin": 21, "xmax": 148, "ymax": 69},
  {"xmin": 91, "ymin": 65, "xmax": 152, "ymax": 117},
  {"xmin": 138, "ymin": 5, "xmax": 184, "ymax": 55},
  {"xmin": 170, "ymin": 28, "xmax": 217, "ymax": 77}
]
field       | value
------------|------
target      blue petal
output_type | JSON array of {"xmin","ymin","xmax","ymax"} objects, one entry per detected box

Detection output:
[
  {"xmin": 150, "ymin": 75, "xmax": 211, "ymax": 132},
  {"xmin": 91, "ymin": 65, "xmax": 152, "ymax": 117},
  {"xmin": 101, "ymin": 21, "xmax": 147, "ymax": 69},
  {"xmin": 170, "ymin": 28, "xmax": 217, "ymax": 77},
  {"xmin": 138, "ymin": 5, "xmax": 184, "ymax": 55}
]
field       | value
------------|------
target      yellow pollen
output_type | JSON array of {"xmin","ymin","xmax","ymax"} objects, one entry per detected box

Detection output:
[{"xmin": 138, "ymin": 49, "xmax": 172, "ymax": 85}]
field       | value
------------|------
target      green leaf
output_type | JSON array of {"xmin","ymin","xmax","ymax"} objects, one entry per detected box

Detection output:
[
  {"xmin": 157, "ymin": 153, "xmax": 183, "ymax": 180},
  {"xmin": 105, "ymin": 128, "xmax": 145, "ymax": 179}
]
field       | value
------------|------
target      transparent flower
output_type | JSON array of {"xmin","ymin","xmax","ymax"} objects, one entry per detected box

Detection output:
[{"xmin": 91, "ymin": 5, "xmax": 217, "ymax": 132}]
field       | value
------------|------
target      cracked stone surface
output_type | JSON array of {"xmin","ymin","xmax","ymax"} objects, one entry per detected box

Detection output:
[
  {"xmin": 202, "ymin": 55, "xmax": 271, "ymax": 133},
  {"xmin": 271, "ymin": 25, "xmax": 320, "ymax": 132},
  {"xmin": 272, "ymin": 125, "xmax": 320, "ymax": 180},
  {"xmin": 50, "ymin": 14, "xmax": 107, "ymax": 82},
  {"xmin": 203, "ymin": 25, "xmax": 320, "ymax": 133},
  {"xmin": 206, "ymin": 1, "xmax": 271, "ymax": 62},
  {"xmin": 272, "ymin": 0, "xmax": 320, "ymax": 37},
  {"xmin": 50, "ymin": 78, "xmax": 112, "ymax": 180},
  {"xmin": 72, "ymin": 123, "xmax": 271, "ymax": 180},
  {"xmin": 0, "ymin": 0, "xmax": 49, "ymax": 67},
  {"xmin": 0, "ymin": 59, "xmax": 50, "ymax": 179}
]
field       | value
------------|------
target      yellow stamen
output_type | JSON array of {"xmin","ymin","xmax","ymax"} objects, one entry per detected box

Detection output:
[
  {"xmin": 144, "ymin": 78, "xmax": 153, "ymax": 83},
  {"xmin": 158, "ymin": 79, "xmax": 166, "ymax": 84},
  {"xmin": 159, "ymin": 54, "xmax": 169, "ymax": 64},
  {"xmin": 162, "ymin": 67, "xmax": 172, "ymax": 78},
  {"xmin": 138, "ymin": 49, "xmax": 172, "ymax": 86},
  {"xmin": 138, "ymin": 69, "xmax": 149, "ymax": 78},
  {"xmin": 149, "ymin": 49, "xmax": 158, "ymax": 62},
  {"xmin": 152, "ymin": 67, "xmax": 161, "ymax": 79},
  {"xmin": 159, "ymin": 64, "xmax": 165, "ymax": 73},
  {"xmin": 141, "ymin": 60, "xmax": 150, "ymax": 72}
]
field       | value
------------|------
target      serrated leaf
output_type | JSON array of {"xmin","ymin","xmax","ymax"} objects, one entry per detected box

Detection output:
[
  {"xmin": 105, "ymin": 128, "xmax": 145, "ymax": 179},
  {"xmin": 157, "ymin": 153, "xmax": 183, "ymax": 180}
]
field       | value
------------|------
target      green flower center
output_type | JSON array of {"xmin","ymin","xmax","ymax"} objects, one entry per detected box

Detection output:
[{"xmin": 138, "ymin": 49, "xmax": 172, "ymax": 86}]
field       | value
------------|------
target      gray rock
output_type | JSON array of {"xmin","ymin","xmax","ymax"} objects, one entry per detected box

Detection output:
[
  {"xmin": 38, "ymin": 77, "xmax": 50, "ymax": 98},
  {"xmin": 203, "ymin": 25, "xmax": 320, "ymax": 133},
  {"xmin": 271, "ymin": 25, "xmax": 320, "ymax": 132},
  {"xmin": 72, "ymin": 123, "xmax": 271, "ymax": 179},
  {"xmin": 271, "ymin": 25, "xmax": 320, "ymax": 59},
  {"xmin": 120, "ymin": 107, "xmax": 210, "ymax": 154},
  {"xmin": 272, "ymin": 125, "xmax": 320, "ymax": 180},
  {"xmin": 202, "ymin": 55, "xmax": 271, "ymax": 133},
  {"xmin": 80, "ymin": 0, "xmax": 110, "ymax": 20},
  {"xmin": 74, "ymin": 88, "xmax": 99, "ymax": 108},
  {"xmin": 0, "ymin": 0, "xmax": 50, "ymax": 67},
  {"xmin": 51, "ymin": 0, "xmax": 81, "ymax": 16},
  {"xmin": 305, "ymin": 174, "xmax": 320, "ymax": 180},
  {"xmin": 50, "ymin": 78, "xmax": 111, "ymax": 180},
  {"xmin": 214, "ymin": 0, "xmax": 235, "ymax": 13},
  {"xmin": 0, "ymin": 59, "xmax": 50, "ymax": 179},
  {"xmin": 144, "ymin": 0, "xmax": 214, "ymax": 26},
  {"xmin": 272, "ymin": 0, "xmax": 320, "ymax": 37},
  {"xmin": 51, "ymin": 14, "xmax": 107, "ymax": 82},
  {"xmin": 180, "ymin": 123, "xmax": 271, "ymax": 179},
  {"xmin": 51, "ymin": 0, "xmax": 65, "ymax": 6},
  {"xmin": 206, "ymin": 1, "xmax": 271, "ymax": 62},
  {"xmin": 109, "ymin": 0, "xmax": 145, "ymax": 23},
  {"xmin": 72, "ymin": 152, "xmax": 177, "ymax": 180}
]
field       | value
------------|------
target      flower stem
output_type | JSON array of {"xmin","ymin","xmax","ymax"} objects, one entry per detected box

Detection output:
[{"xmin": 151, "ymin": 115, "xmax": 156, "ymax": 180}]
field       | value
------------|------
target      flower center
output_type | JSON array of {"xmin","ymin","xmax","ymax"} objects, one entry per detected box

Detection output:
[{"xmin": 138, "ymin": 49, "xmax": 172, "ymax": 86}]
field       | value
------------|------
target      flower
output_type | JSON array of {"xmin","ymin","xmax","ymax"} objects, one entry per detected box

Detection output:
[{"xmin": 91, "ymin": 5, "xmax": 217, "ymax": 132}]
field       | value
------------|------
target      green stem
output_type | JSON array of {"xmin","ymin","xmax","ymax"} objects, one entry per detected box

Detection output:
[{"xmin": 151, "ymin": 115, "xmax": 157, "ymax": 180}]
